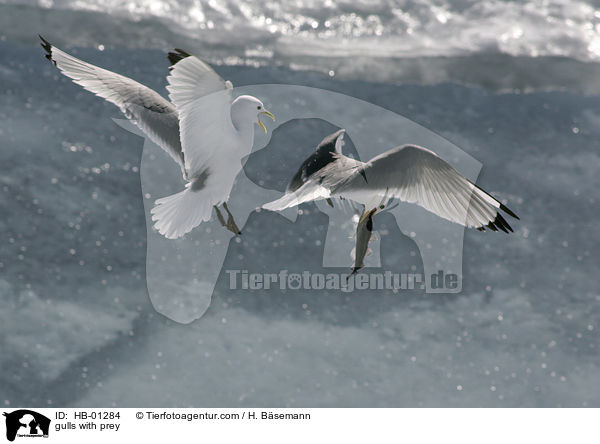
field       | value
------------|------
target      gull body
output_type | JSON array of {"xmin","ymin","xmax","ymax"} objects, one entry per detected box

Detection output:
[{"xmin": 40, "ymin": 39, "xmax": 274, "ymax": 239}]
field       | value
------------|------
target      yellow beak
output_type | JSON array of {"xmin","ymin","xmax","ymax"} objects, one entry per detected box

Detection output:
[
  {"xmin": 257, "ymin": 110, "xmax": 275, "ymax": 133},
  {"xmin": 261, "ymin": 110, "xmax": 276, "ymax": 121}
]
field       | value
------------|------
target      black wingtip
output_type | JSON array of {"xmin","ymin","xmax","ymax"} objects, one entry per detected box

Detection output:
[
  {"xmin": 500, "ymin": 203, "xmax": 520, "ymax": 220},
  {"xmin": 471, "ymin": 181, "xmax": 520, "ymax": 222},
  {"xmin": 167, "ymin": 48, "xmax": 192, "ymax": 68},
  {"xmin": 493, "ymin": 212, "xmax": 512, "ymax": 233},
  {"xmin": 481, "ymin": 211, "xmax": 514, "ymax": 234},
  {"xmin": 39, "ymin": 35, "xmax": 54, "ymax": 63}
]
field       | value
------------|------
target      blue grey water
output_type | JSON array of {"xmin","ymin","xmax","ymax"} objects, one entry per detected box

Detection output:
[{"xmin": 0, "ymin": 1, "xmax": 599, "ymax": 407}]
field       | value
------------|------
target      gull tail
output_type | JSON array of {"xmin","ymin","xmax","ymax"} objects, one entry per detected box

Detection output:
[
  {"xmin": 263, "ymin": 182, "xmax": 330, "ymax": 211},
  {"xmin": 150, "ymin": 188, "xmax": 213, "ymax": 239}
]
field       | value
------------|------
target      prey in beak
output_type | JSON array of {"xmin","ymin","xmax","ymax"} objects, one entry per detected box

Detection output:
[
  {"xmin": 348, "ymin": 208, "xmax": 378, "ymax": 279},
  {"xmin": 257, "ymin": 110, "xmax": 276, "ymax": 133}
]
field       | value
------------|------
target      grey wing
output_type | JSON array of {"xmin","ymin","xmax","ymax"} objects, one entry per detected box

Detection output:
[
  {"xmin": 335, "ymin": 144, "xmax": 519, "ymax": 232},
  {"xmin": 40, "ymin": 36, "xmax": 185, "ymax": 176},
  {"xmin": 286, "ymin": 129, "xmax": 346, "ymax": 193}
]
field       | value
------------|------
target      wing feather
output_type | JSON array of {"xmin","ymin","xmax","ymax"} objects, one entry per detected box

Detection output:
[
  {"xmin": 335, "ymin": 144, "xmax": 519, "ymax": 231},
  {"xmin": 165, "ymin": 55, "xmax": 235, "ymax": 177},
  {"xmin": 40, "ymin": 36, "xmax": 184, "ymax": 173}
]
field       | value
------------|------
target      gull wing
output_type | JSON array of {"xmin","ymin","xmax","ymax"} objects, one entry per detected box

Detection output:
[
  {"xmin": 166, "ymin": 54, "xmax": 236, "ymax": 178},
  {"xmin": 286, "ymin": 129, "xmax": 346, "ymax": 192},
  {"xmin": 336, "ymin": 144, "xmax": 519, "ymax": 232},
  {"xmin": 40, "ymin": 36, "xmax": 184, "ymax": 175}
]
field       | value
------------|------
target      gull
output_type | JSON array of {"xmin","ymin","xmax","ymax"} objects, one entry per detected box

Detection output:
[
  {"xmin": 40, "ymin": 36, "xmax": 275, "ymax": 239},
  {"xmin": 263, "ymin": 130, "xmax": 520, "ymax": 274}
]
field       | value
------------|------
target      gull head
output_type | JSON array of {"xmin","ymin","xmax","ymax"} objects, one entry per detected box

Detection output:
[{"xmin": 231, "ymin": 95, "xmax": 275, "ymax": 133}]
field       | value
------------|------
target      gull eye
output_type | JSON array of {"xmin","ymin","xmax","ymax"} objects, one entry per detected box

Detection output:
[{"xmin": 257, "ymin": 105, "xmax": 262, "ymax": 110}]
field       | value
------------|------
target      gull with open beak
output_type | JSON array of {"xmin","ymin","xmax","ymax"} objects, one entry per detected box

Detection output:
[
  {"xmin": 257, "ymin": 110, "xmax": 276, "ymax": 133},
  {"xmin": 40, "ymin": 37, "xmax": 275, "ymax": 239}
]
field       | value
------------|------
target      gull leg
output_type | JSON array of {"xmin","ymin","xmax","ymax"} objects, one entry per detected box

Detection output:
[
  {"xmin": 348, "ymin": 208, "xmax": 377, "ymax": 279},
  {"xmin": 222, "ymin": 202, "xmax": 242, "ymax": 235},
  {"xmin": 214, "ymin": 205, "xmax": 227, "ymax": 228}
]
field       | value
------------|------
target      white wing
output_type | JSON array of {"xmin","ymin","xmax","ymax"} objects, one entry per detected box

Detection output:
[
  {"xmin": 40, "ymin": 36, "xmax": 184, "ymax": 174},
  {"xmin": 336, "ymin": 144, "xmax": 519, "ymax": 232},
  {"xmin": 166, "ymin": 55, "xmax": 236, "ymax": 178}
]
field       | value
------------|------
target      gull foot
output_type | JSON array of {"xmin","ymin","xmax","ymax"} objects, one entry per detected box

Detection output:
[{"xmin": 223, "ymin": 202, "xmax": 242, "ymax": 235}]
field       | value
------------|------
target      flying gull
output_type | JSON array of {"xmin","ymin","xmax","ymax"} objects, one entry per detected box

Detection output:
[
  {"xmin": 263, "ymin": 130, "xmax": 519, "ymax": 274},
  {"xmin": 40, "ymin": 36, "xmax": 275, "ymax": 239}
]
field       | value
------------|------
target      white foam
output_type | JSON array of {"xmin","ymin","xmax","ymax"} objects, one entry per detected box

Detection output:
[{"xmin": 9, "ymin": 0, "xmax": 600, "ymax": 61}]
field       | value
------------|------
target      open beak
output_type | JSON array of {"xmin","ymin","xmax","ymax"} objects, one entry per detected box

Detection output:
[
  {"xmin": 261, "ymin": 110, "xmax": 275, "ymax": 121},
  {"xmin": 257, "ymin": 110, "xmax": 275, "ymax": 133}
]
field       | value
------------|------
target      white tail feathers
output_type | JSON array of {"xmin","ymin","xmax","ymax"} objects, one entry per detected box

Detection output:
[
  {"xmin": 262, "ymin": 182, "xmax": 330, "ymax": 211},
  {"xmin": 151, "ymin": 188, "xmax": 213, "ymax": 239}
]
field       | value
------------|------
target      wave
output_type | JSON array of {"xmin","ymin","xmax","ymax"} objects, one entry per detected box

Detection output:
[
  {"xmin": 3, "ymin": 3, "xmax": 600, "ymax": 93},
  {"xmin": 3, "ymin": 0, "xmax": 600, "ymax": 61}
]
